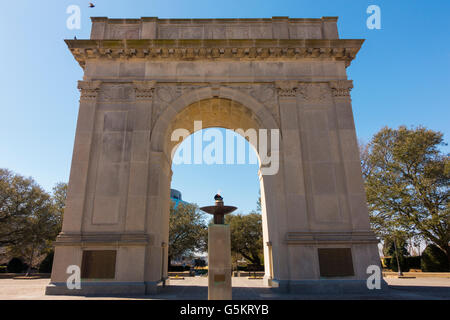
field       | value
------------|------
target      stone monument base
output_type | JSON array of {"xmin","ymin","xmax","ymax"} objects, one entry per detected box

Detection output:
[
  {"xmin": 208, "ymin": 224, "xmax": 232, "ymax": 300},
  {"xmin": 45, "ymin": 279, "xmax": 168, "ymax": 296},
  {"xmin": 267, "ymin": 278, "xmax": 388, "ymax": 294}
]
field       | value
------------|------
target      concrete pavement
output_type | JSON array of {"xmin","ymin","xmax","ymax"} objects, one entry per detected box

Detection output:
[{"xmin": 1, "ymin": 276, "xmax": 449, "ymax": 300}]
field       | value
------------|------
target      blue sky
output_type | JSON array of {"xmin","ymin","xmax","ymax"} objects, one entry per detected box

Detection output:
[{"xmin": 0, "ymin": 1, "xmax": 449, "ymax": 214}]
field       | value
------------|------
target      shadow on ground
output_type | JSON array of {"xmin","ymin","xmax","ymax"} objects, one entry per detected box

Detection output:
[
  {"xmin": 1, "ymin": 277, "xmax": 449, "ymax": 300},
  {"xmin": 387, "ymin": 285, "xmax": 450, "ymax": 300}
]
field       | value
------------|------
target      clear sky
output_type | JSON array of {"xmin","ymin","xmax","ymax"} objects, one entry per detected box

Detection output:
[{"xmin": 0, "ymin": 1, "xmax": 449, "ymax": 214}]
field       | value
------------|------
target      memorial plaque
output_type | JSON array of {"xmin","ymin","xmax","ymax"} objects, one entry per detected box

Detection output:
[
  {"xmin": 318, "ymin": 248, "xmax": 354, "ymax": 277},
  {"xmin": 214, "ymin": 274, "xmax": 225, "ymax": 283},
  {"xmin": 81, "ymin": 250, "xmax": 117, "ymax": 279}
]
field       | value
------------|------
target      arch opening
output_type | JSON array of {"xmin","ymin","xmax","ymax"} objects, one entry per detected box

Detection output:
[
  {"xmin": 155, "ymin": 97, "xmax": 276, "ymax": 287},
  {"xmin": 163, "ymin": 98, "xmax": 264, "ymax": 161},
  {"xmin": 169, "ymin": 128, "xmax": 264, "ymax": 280}
]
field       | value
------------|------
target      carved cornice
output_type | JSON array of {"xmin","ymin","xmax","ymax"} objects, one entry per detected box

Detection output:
[
  {"xmin": 275, "ymin": 81, "xmax": 299, "ymax": 98},
  {"xmin": 133, "ymin": 80, "xmax": 156, "ymax": 100},
  {"xmin": 65, "ymin": 39, "xmax": 364, "ymax": 69},
  {"xmin": 77, "ymin": 80, "xmax": 102, "ymax": 101},
  {"xmin": 329, "ymin": 80, "xmax": 353, "ymax": 97}
]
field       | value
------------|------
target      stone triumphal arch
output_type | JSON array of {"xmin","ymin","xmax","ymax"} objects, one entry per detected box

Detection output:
[{"xmin": 47, "ymin": 17, "xmax": 381, "ymax": 295}]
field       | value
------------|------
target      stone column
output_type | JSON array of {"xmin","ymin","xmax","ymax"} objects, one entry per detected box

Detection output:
[
  {"xmin": 259, "ymin": 168, "xmax": 275, "ymax": 286},
  {"xmin": 276, "ymin": 81, "xmax": 309, "ymax": 230},
  {"xmin": 208, "ymin": 224, "xmax": 232, "ymax": 300},
  {"xmin": 125, "ymin": 81, "xmax": 155, "ymax": 232},
  {"xmin": 273, "ymin": 81, "xmax": 310, "ymax": 285},
  {"xmin": 329, "ymin": 80, "xmax": 371, "ymax": 231},
  {"xmin": 47, "ymin": 81, "xmax": 100, "ymax": 290},
  {"xmin": 61, "ymin": 80, "xmax": 101, "ymax": 234},
  {"xmin": 131, "ymin": 82, "xmax": 172, "ymax": 293},
  {"xmin": 144, "ymin": 150, "xmax": 172, "ymax": 293},
  {"xmin": 329, "ymin": 80, "xmax": 381, "ymax": 280}
]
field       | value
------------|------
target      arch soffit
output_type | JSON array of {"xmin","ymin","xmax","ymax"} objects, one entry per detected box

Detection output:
[{"xmin": 150, "ymin": 86, "xmax": 280, "ymax": 153}]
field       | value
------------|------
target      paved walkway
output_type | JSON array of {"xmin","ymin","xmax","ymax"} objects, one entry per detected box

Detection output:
[{"xmin": 1, "ymin": 277, "xmax": 449, "ymax": 300}]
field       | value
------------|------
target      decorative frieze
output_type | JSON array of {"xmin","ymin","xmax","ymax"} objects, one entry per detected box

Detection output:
[
  {"xmin": 329, "ymin": 80, "xmax": 353, "ymax": 97},
  {"xmin": 133, "ymin": 80, "xmax": 156, "ymax": 100},
  {"xmin": 78, "ymin": 80, "xmax": 102, "ymax": 101},
  {"xmin": 275, "ymin": 81, "xmax": 299, "ymax": 98},
  {"xmin": 151, "ymin": 84, "xmax": 183, "ymax": 127},
  {"xmin": 156, "ymin": 85, "xmax": 181, "ymax": 103},
  {"xmin": 298, "ymin": 83, "xmax": 331, "ymax": 103},
  {"xmin": 99, "ymin": 84, "xmax": 135, "ymax": 101},
  {"xmin": 248, "ymin": 84, "xmax": 280, "ymax": 127}
]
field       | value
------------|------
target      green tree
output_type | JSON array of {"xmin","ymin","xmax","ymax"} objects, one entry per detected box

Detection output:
[
  {"xmin": 256, "ymin": 190, "xmax": 262, "ymax": 213},
  {"xmin": 51, "ymin": 182, "xmax": 67, "ymax": 235},
  {"xmin": 421, "ymin": 244, "xmax": 450, "ymax": 272},
  {"xmin": 225, "ymin": 212, "xmax": 263, "ymax": 266},
  {"xmin": 383, "ymin": 234, "xmax": 410, "ymax": 272},
  {"xmin": 0, "ymin": 169, "xmax": 62, "ymax": 274},
  {"xmin": 1, "ymin": 168, "xmax": 32, "ymax": 246},
  {"xmin": 383, "ymin": 236, "xmax": 409, "ymax": 258},
  {"xmin": 168, "ymin": 202, "xmax": 207, "ymax": 264},
  {"xmin": 361, "ymin": 126, "xmax": 450, "ymax": 264},
  {"xmin": 1, "ymin": 169, "xmax": 53, "ymax": 246}
]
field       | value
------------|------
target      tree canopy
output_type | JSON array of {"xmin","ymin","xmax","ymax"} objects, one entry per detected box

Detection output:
[
  {"xmin": 0, "ymin": 169, "xmax": 64, "ymax": 272},
  {"xmin": 225, "ymin": 212, "xmax": 263, "ymax": 266},
  {"xmin": 168, "ymin": 202, "xmax": 207, "ymax": 263},
  {"xmin": 361, "ymin": 126, "xmax": 449, "ymax": 265}
]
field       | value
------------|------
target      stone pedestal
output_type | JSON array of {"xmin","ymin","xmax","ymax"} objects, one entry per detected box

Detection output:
[{"xmin": 208, "ymin": 224, "xmax": 232, "ymax": 300}]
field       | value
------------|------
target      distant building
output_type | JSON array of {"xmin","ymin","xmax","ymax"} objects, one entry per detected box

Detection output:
[{"xmin": 170, "ymin": 188, "xmax": 188, "ymax": 208}]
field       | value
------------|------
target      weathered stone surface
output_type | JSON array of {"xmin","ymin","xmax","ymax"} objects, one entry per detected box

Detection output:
[
  {"xmin": 208, "ymin": 225, "xmax": 232, "ymax": 300},
  {"xmin": 48, "ymin": 16, "xmax": 381, "ymax": 296},
  {"xmin": 90, "ymin": 16, "xmax": 340, "ymax": 41}
]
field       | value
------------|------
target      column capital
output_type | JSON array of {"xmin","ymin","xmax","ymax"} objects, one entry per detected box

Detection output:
[
  {"xmin": 133, "ymin": 80, "xmax": 156, "ymax": 100},
  {"xmin": 275, "ymin": 80, "xmax": 299, "ymax": 98},
  {"xmin": 329, "ymin": 80, "xmax": 353, "ymax": 97},
  {"xmin": 77, "ymin": 80, "xmax": 102, "ymax": 101}
]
